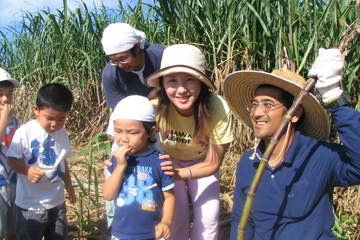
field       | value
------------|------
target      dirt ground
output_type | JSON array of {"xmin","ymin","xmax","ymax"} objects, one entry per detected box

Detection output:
[{"xmin": 65, "ymin": 148, "xmax": 238, "ymax": 240}]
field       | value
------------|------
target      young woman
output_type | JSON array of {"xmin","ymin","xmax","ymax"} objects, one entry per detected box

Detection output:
[{"xmin": 146, "ymin": 44, "xmax": 234, "ymax": 240}]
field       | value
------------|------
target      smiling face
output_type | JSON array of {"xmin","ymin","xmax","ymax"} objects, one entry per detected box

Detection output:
[
  {"xmin": 108, "ymin": 43, "xmax": 144, "ymax": 72},
  {"xmin": 163, "ymin": 72, "xmax": 202, "ymax": 117},
  {"xmin": 114, "ymin": 119, "xmax": 155, "ymax": 154},
  {"xmin": 33, "ymin": 106, "xmax": 67, "ymax": 134},
  {"xmin": 250, "ymin": 88, "xmax": 287, "ymax": 141}
]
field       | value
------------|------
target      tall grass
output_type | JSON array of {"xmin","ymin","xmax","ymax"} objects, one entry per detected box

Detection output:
[{"xmin": 0, "ymin": 0, "xmax": 359, "ymax": 238}]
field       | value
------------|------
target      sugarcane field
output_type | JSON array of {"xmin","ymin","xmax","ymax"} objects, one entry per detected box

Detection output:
[{"xmin": 1, "ymin": 0, "xmax": 360, "ymax": 239}]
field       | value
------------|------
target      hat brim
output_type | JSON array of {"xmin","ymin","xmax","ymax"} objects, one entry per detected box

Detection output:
[
  {"xmin": 146, "ymin": 65, "xmax": 216, "ymax": 90},
  {"xmin": 223, "ymin": 70, "xmax": 330, "ymax": 141},
  {"xmin": 2, "ymin": 78, "xmax": 21, "ymax": 88}
]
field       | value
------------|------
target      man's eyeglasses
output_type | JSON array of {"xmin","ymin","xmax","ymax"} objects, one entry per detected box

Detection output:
[
  {"xmin": 246, "ymin": 102, "xmax": 283, "ymax": 113},
  {"xmin": 109, "ymin": 56, "xmax": 129, "ymax": 66}
]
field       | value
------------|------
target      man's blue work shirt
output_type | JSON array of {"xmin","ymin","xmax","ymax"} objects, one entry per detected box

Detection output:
[
  {"xmin": 102, "ymin": 44, "xmax": 165, "ymax": 109},
  {"xmin": 230, "ymin": 106, "xmax": 360, "ymax": 240}
]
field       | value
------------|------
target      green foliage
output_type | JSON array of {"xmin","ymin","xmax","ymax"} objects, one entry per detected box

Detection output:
[
  {"xmin": 71, "ymin": 132, "xmax": 111, "ymax": 235},
  {"xmin": 332, "ymin": 212, "xmax": 350, "ymax": 239}
]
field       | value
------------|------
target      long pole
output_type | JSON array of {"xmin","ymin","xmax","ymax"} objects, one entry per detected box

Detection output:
[{"xmin": 237, "ymin": 22, "xmax": 360, "ymax": 240}]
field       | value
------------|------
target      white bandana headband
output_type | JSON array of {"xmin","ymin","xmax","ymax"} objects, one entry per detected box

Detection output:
[
  {"xmin": 110, "ymin": 95, "xmax": 155, "ymax": 124},
  {"xmin": 101, "ymin": 22, "xmax": 146, "ymax": 55}
]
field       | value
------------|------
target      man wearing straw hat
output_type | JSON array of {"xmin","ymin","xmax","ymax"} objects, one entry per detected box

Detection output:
[
  {"xmin": 101, "ymin": 22, "xmax": 165, "ymax": 229},
  {"xmin": 224, "ymin": 48, "xmax": 360, "ymax": 240}
]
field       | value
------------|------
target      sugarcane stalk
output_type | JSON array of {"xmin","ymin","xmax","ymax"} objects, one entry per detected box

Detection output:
[{"xmin": 237, "ymin": 22, "xmax": 360, "ymax": 240}]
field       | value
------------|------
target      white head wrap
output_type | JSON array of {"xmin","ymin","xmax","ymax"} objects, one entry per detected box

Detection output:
[
  {"xmin": 110, "ymin": 95, "xmax": 155, "ymax": 125},
  {"xmin": 101, "ymin": 23, "xmax": 147, "ymax": 55}
]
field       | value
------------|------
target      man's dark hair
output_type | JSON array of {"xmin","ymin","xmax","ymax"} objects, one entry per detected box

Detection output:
[
  {"xmin": 130, "ymin": 45, "xmax": 137, "ymax": 56},
  {"xmin": 0, "ymin": 80, "xmax": 14, "ymax": 88},
  {"xmin": 257, "ymin": 84, "xmax": 294, "ymax": 109},
  {"xmin": 257, "ymin": 84, "xmax": 304, "ymax": 127},
  {"xmin": 36, "ymin": 83, "xmax": 73, "ymax": 112}
]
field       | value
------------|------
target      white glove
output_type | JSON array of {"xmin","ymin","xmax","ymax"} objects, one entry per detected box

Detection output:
[{"xmin": 308, "ymin": 48, "xmax": 344, "ymax": 103}]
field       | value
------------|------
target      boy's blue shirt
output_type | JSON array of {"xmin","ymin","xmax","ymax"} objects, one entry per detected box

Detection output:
[
  {"xmin": 0, "ymin": 115, "xmax": 19, "ymax": 185},
  {"xmin": 105, "ymin": 149, "xmax": 174, "ymax": 239}
]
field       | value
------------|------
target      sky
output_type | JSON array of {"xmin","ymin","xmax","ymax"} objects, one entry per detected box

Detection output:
[{"xmin": 0, "ymin": 0, "xmax": 121, "ymax": 28}]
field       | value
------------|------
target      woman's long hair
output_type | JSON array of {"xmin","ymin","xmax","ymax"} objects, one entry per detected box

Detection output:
[{"xmin": 148, "ymin": 77, "xmax": 212, "ymax": 144}]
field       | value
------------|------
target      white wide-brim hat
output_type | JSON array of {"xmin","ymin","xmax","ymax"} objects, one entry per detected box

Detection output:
[
  {"xmin": 0, "ymin": 68, "xmax": 21, "ymax": 88},
  {"xmin": 146, "ymin": 44, "xmax": 216, "ymax": 90},
  {"xmin": 223, "ymin": 69, "xmax": 330, "ymax": 141}
]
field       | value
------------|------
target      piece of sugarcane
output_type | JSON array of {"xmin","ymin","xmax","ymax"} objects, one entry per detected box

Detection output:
[{"xmin": 237, "ymin": 22, "xmax": 360, "ymax": 240}]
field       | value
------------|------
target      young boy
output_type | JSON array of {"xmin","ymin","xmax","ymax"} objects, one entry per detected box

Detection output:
[
  {"xmin": 0, "ymin": 67, "xmax": 22, "ymax": 240},
  {"xmin": 7, "ymin": 83, "xmax": 76, "ymax": 240},
  {"xmin": 103, "ymin": 95, "xmax": 175, "ymax": 240}
]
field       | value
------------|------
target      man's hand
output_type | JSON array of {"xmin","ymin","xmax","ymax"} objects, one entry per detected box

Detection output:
[
  {"xmin": 308, "ymin": 48, "xmax": 344, "ymax": 103},
  {"xmin": 27, "ymin": 167, "xmax": 45, "ymax": 183}
]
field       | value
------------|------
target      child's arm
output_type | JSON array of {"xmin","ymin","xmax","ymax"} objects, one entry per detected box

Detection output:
[
  {"xmin": 7, "ymin": 156, "xmax": 44, "ymax": 183},
  {"xmin": 102, "ymin": 145, "xmax": 131, "ymax": 200},
  {"xmin": 63, "ymin": 159, "xmax": 76, "ymax": 204},
  {"xmin": 0, "ymin": 104, "xmax": 14, "ymax": 141},
  {"xmin": 155, "ymin": 189, "xmax": 175, "ymax": 239}
]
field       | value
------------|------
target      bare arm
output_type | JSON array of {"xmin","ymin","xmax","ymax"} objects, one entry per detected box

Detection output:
[
  {"xmin": 102, "ymin": 146, "xmax": 130, "ymax": 200},
  {"xmin": 155, "ymin": 189, "xmax": 176, "ymax": 239},
  {"xmin": 103, "ymin": 164, "xmax": 127, "ymax": 200},
  {"xmin": 7, "ymin": 156, "xmax": 44, "ymax": 183},
  {"xmin": 0, "ymin": 104, "xmax": 14, "ymax": 141},
  {"xmin": 63, "ymin": 159, "xmax": 76, "ymax": 204},
  {"xmin": 174, "ymin": 143, "xmax": 229, "ymax": 181}
]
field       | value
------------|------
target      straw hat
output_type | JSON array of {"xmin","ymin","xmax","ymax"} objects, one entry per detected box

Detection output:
[
  {"xmin": 145, "ymin": 44, "xmax": 216, "ymax": 90},
  {"xmin": 223, "ymin": 69, "xmax": 330, "ymax": 141},
  {"xmin": 0, "ymin": 68, "xmax": 21, "ymax": 88}
]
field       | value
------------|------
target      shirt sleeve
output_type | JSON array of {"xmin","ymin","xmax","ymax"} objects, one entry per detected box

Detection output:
[
  {"xmin": 104, "ymin": 156, "xmax": 117, "ymax": 178},
  {"xmin": 102, "ymin": 64, "xmax": 127, "ymax": 109},
  {"xmin": 60, "ymin": 129, "xmax": 73, "ymax": 160},
  {"xmin": 158, "ymin": 158, "xmax": 174, "ymax": 192},
  {"xmin": 209, "ymin": 94, "xmax": 234, "ymax": 145},
  {"xmin": 6, "ymin": 127, "xmax": 25, "ymax": 159},
  {"xmin": 328, "ymin": 106, "xmax": 360, "ymax": 186}
]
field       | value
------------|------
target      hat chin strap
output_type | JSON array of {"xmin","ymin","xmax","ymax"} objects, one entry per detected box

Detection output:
[
  {"xmin": 249, "ymin": 138, "xmax": 260, "ymax": 160},
  {"xmin": 268, "ymin": 122, "xmax": 291, "ymax": 165},
  {"xmin": 249, "ymin": 122, "xmax": 291, "ymax": 165}
]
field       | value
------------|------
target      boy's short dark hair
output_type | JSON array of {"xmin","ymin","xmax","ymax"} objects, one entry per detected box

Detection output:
[
  {"xmin": 36, "ymin": 83, "xmax": 73, "ymax": 112},
  {"xmin": 0, "ymin": 80, "xmax": 15, "ymax": 88},
  {"xmin": 142, "ymin": 121, "xmax": 156, "ymax": 144}
]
